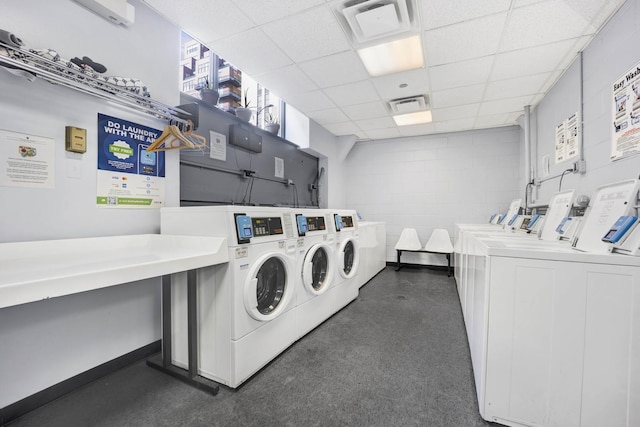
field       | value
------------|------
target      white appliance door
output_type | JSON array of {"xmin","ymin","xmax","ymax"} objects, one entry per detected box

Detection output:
[
  {"xmin": 302, "ymin": 243, "xmax": 334, "ymax": 295},
  {"xmin": 244, "ymin": 253, "xmax": 292, "ymax": 321},
  {"xmin": 338, "ymin": 238, "xmax": 359, "ymax": 279}
]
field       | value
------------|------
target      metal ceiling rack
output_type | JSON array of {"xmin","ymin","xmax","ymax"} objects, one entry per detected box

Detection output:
[{"xmin": 0, "ymin": 41, "xmax": 191, "ymax": 128}]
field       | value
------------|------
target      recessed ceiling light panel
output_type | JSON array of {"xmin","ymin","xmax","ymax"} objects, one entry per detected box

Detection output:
[
  {"xmin": 393, "ymin": 110, "xmax": 433, "ymax": 126},
  {"xmin": 357, "ymin": 34, "xmax": 424, "ymax": 76}
]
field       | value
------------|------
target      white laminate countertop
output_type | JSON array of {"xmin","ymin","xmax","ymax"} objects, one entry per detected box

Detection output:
[{"xmin": 0, "ymin": 234, "xmax": 229, "ymax": 309}]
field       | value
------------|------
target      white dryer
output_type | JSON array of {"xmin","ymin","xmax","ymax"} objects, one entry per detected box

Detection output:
[
  {"xmin": 161, "ymin": 206, "xmax": 298, "ymax": 388},
  {"xmin": 290, "ymin": 208, "xmax": 336, "ymax": 339},
  {"xmin": 328, "ymin": 209, "xmax": 360, "ymax": 313}
]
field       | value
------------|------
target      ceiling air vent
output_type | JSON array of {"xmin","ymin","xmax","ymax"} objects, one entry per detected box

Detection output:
[
  {"xmin": 388, "ymin": 95, "xmax": 429, "ymax": 114},
  {"xmin": 333, "ymin": 0, "xmax": 416, "ymax": 45}
]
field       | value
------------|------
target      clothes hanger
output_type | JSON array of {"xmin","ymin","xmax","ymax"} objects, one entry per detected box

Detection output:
[
  {"xmin": 146, "ymin": 124, "xmax": 195, "ymax": 152},
  {"xmin": 182, "ymin": 120, "xmax": 207, "ymax": 148}
]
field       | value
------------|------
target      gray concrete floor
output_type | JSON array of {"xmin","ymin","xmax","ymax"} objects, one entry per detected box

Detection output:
[{"xmin": 11, "ymin": 267, "xmax": 495, "ymax": 427}]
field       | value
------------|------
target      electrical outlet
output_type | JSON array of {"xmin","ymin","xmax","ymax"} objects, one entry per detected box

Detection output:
[
  {"xmin": 286, "ymin": 179, "xmax": 293, "ymax": 186},
  {"xmin": 576, "ymin": 160, "xmax": 586, "ymax": 173}
]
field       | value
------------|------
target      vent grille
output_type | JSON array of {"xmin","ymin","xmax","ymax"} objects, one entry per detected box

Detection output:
[
  {"xmin": 333, "ymin": 0, "xmax": 417, "ymax": 45},
  {"xmin": 388, "ymin": 95, "xmax": 429, "ymax": 114}
]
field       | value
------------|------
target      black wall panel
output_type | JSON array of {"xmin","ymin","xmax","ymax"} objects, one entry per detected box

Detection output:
[{"xmin": 179, "ymin": 93, "xmax": 319, "ymax": 207}]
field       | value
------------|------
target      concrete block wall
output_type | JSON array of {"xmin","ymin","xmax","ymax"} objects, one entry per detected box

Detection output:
[
  {"xmin": 532, "ymin": 0, "xmax": 640, "ymax": 204},
  {"xmin": 344, "ymin": 126, "xmax": 521, "ymax": 264}
]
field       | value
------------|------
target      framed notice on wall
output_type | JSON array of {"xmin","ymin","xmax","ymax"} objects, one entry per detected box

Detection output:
[
  {"xmin": 611, "ymin": 61, "xmax": 640, "ymax": 160},
  {"xmin": 96, "ymin": 113, "xmax": 166, "ymax": 208}
]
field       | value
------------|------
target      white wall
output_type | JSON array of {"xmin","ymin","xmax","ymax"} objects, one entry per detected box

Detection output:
[
  {"xmin": 308, "ymin": 120, "xmax": 349, "ymax": 208},
  {"xmin": 344, "ymin": 126, "xmax": 521, "ymax": 263},
  {"xmin": 0, "ymin": 0, "xmax": 180, "ymax": 407},
  {"xmin": 531, "ymin": 0, "xmax": 640, "ymax": 204}
]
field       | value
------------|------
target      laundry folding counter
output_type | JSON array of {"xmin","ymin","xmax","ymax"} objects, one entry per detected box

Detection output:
[{"xmin": 0, "ymin": 234, "xmax": 229, "ymax": 395}]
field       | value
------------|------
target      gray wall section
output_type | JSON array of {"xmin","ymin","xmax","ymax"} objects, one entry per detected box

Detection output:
[
  {"xmin": 179, "ymin": 94, "xmax": 319, "ymax": 207},
  {"xmin": 530, "ymin": 0, "xmax": 640, "ymax": 204}
]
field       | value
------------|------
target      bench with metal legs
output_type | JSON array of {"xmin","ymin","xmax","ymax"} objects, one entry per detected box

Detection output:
[{"xmin": 394, "ymin": 228, "xmax": 454, "ymax": 277}]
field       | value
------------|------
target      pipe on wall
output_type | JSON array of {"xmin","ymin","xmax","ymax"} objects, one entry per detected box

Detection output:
[
  {"xmin": 524, "ymin": 104, "xmax": 532, "ymax": 211},
  {"xmin": 578, "ymin": 50, "xmax": 585, "ymax": 163}
]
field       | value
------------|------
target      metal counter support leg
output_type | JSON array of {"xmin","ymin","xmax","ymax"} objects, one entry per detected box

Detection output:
[
  {"xmin": 147, "ymin": 271, "xmax": 220, "ymax": 395},
  {"xmin": 396, "ymin": 250, "xmax": 402, "ymax": 271},
  {"xmin": 187, "ymin": 269, "xmax": 198, "ymax": 379},
  {"xmin": 447, "ymin": 254, "xmax": 451, "ymax": 277},
  {"xmin": 161, "ymin": 275, "xmax": 172, "ymax": 367}
]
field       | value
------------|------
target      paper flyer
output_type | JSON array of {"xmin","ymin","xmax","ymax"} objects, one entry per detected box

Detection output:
[
  {"xmin": 611, "ymin": 61, "xmax": 640, "ymax": 160},
  {"xmin": 0, "ymin": 129, "xmax": 55, "ymax": 188},
  {"xmin": 554, "ymin": 112, "xmax": 579, "ymax": 164},
  {"xmin": 96, "ymin": 113, "xmax": 166, "ymax": 208}
]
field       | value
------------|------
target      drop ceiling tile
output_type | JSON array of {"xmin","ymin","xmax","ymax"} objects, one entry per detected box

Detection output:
[
  {"xmin": 284, "ymin": 90, "xmax": 335, "ymax": 112},
  {"xmin": 505, "ymin": 111, "xmax": 524, "ymax": 125},
  {"xmin": 420, "ymin": 0, "xmax": 511, "ymax": 30},
  {"xmin": 371, "ymin": 68, "xmax": 431, "ymax": 100},
  {"xmin": 254, "ymin": 65, "xmax": 318, "ymax": 97},
  {"xmin": 398, "ymin": 123, "xmax": 436, "ymax": 137},
  {"xmin": 146, "ymin": 0, "xmax": 254, "ymax": 43},
  {"xmin": 434, "ymin": 118, "xmax": 476, "ymax": 133},
  {"xmin": 147, "ymin": 0, "xmax": 624, "ymax": 141},
  {"xmin": 323, "ymin": 121, "xmax": 362, "ymax": 135},
  {"xmin": 208, "ymin": 28, "xmax": 292, "ymax": 76},
  {"xmin": 500, "ymin": 1, "xmax": 593, "ymax": 52},
  {"xmin": 474, "ymin": 113, "xmax": 509, "ymax": 128},
  {"xmin": 234, "ymin": 0, "xmax": 326, "ymax": 25},
  {"xmin": 430, "ymin": 84, "xmax": 485, "ymax": 109},
  {"xmin": 429, "ymin": 56, "xmax": 494, "ymax": 92},
  {"xmin": 478, "ymin": 95, "xmax": 533, "ymax": 116},
  {"xmin": 355, "ymin": 116, "xmax": 396, "ymax": 131},
  {"xmin": 538, "ymin": 70, "xmax": 563, "ymax": 94},
  {"xmin": 341, "ymin": 101, "xmax": 389, "ymax": 121},
  {"xmin": 307, "ymin": 108, "xmax": 350, "ymax": 124},
  {"xmin": 299, "ymin": 51, "xmax": 369, "ymax": 88},
  {"xmin": 425, "ymin": 13, "xmax": 507, "ymax": 66},
  {"xmin": 564, "ymin": 0, "xmax": 625, "ymax": 26},
  {"xmin": 323, "ymin": 80, "xmax": 381, "ymax": 107},
  {"xmin": 512, "ymin": 0, "xmax": 547, "ymax": 7},
  {"xmin": 261, "ymin": 5, "xmax": 351, "ymax": 62},
  {"xmin": 365, "ymin": 128, "xmax": 402, "ymax": 140},
  {"xmin": 484, "ymin": 73, "xmax": 551, "ymax": 101},
  {"xmin": 491, "ymin": 39, "xmax": 577, "ymax": 81},
  {"xmin": 354, "ymin": 131, "xmax": 369, "ymax": 140},
  {"xmin": 432, "ymin": 103, "xmax": 480, "ymax": 122}
]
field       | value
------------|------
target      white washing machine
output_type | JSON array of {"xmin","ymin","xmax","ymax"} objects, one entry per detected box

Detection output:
[
  {"xmin": 289, "ymin": 208, "xmax": 337, "ymax": 339},
  {"xmin": 328, "ymin": 209, "xmax": 360, "ymax": 313},
  {"xmin": 161, "ymin": 206, "xmax": 298, "ymax": 388}
]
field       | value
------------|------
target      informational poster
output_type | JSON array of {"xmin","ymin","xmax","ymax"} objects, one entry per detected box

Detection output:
[
  {"xmin": 554, "ymin": 112, "xmax": 579, "ymax": 164},
  {"xmin": 0, "ymin": 129, "xmax": 55, "ymax": 188},
  {"xmin": 96, "ymin": 114, "xmax": 165, "ymax": 208},
  {"xmin": 611, "ymin": 61, "xmax": 640, "ymax": 160},
  {"xmin": 209, "ymin": 130, "xmax": 227, "ymax": 161}
]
